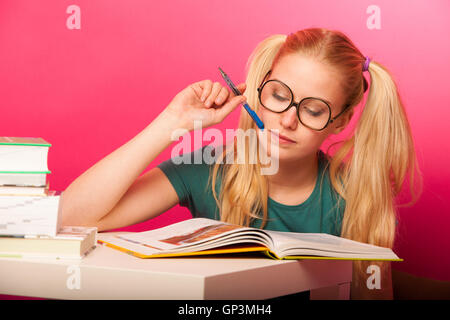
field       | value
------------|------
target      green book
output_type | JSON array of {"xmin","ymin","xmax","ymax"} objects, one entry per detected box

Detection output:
[{"xmin": 0, "ymin": 137, "xmax": 51, "ymax": 187}]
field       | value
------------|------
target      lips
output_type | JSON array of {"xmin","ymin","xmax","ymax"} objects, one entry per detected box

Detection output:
[{"xmin": 270, "ymin": 130, "xmax": 296, "ymax": 143}]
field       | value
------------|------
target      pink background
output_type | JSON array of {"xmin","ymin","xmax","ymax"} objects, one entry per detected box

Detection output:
[{"xmin": 1, "ymin": 0, "xmax": 449, "ymax": 283}]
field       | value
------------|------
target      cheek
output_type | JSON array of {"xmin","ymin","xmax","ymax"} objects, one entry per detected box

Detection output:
[
  {"xmin": 294, "ymin": 126, "xmax": 332, "ymax": 151},
  {"xmin": 257, "ymin": 106, "xmax": 275, "ymax": 125},
  {"xmin": 257, "ymin": 106, "xmax": 331, "ymax": 148},
  {"xmin": 307, "ymin": 130, "xmax": 333, "ymax": 149},
  {"xmin": 256, "ymin": 106, "xmax": 266, "ymax": 121},
  {"xmin": 314, "ymin": 132, "xmax": 330, "ymax": 145}
]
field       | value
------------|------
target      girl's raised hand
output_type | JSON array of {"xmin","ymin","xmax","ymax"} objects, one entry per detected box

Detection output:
[{"xmin": 163, "ymin": 79, "xmax": 247, "ymax": 132}]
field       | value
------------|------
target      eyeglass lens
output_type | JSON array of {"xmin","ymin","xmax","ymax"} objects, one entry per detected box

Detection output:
[{"xmin": 259, "ymin": 81, "xmax": 330, "ymax": 130}]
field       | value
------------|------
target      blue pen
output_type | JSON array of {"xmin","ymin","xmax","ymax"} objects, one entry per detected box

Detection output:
[{"xmin": 218, "ymin": 67, "xmax": 264, "ymax": 130}]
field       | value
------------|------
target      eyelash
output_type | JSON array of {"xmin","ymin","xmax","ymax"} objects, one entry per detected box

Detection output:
[
  {"xmin": 272, "ymin": 93, "xmax": 289, "ymax": 101},
  {"xmin": 305, "ymin": 108, "xmax": 324, "ymax": 117}
]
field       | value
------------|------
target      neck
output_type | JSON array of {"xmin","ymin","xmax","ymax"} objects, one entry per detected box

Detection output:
[{"xmin": 266, "ymin": 152, "xmax": 319, "ymax": 194}]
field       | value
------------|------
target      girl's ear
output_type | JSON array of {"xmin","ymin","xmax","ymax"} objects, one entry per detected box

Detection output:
[{"xmin": 332, "ymin": 108, "xmax": 354, "ymax": 134}]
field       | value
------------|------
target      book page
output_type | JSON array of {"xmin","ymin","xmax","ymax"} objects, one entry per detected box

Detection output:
[
  {"xmin": 98, "ymin": 218, "xmax": 260, "ymax": 256},
  {"xmin": 267, "ymin": 231, "xmax": 396, "ymax": 256}
]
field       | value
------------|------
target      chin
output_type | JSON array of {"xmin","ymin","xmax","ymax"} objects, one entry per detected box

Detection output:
[{"xmin": 270, "ymin": 148, "xmax": 303, "ymax": 163}]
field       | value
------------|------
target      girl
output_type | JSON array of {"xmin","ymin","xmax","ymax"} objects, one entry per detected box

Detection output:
[{"xmin": 61, "ymin": 28, "xmax": 421, "ymax": 299}]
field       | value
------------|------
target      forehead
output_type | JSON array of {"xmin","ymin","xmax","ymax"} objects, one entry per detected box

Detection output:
[{"xmin": 270, "ymin": 54, "xmax": 344, "ymax": 108}]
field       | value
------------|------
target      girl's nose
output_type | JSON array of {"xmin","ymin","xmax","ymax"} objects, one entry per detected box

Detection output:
[{"xmin": 280, "ymin": 106, "xmax": 298, "ymax": 130}]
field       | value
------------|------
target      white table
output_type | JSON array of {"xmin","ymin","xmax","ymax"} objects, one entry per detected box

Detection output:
[{"xmin": 0, "ymin": 237, "xmax": 352, "ymax": 300}]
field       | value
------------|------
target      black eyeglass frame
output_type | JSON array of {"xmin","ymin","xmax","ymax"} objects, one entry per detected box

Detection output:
[{"xmin": 256, "ymin": 70, "xmax": 351, "ymax": 131}]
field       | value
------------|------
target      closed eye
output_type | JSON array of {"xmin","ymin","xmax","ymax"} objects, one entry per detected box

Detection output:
[
  {"xmin": 272, "ymin": 93, "xmax": 290, "ymax": 102},
  {"xmin": 306, "ymin": 108, "xmax": 325, "ymax": 117}
]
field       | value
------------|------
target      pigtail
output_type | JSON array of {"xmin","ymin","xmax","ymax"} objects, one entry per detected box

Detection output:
[
  {"xmin": 340, "ymin": 61, "xmax": 420, "ymax": 247},
  {"xmin": 331, "ymin": 60, "xmax": 421, "ymax": 296}
]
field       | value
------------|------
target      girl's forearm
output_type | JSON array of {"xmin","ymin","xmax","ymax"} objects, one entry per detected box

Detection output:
[{"xmin": 61, "ymin": 110, "xmax": 183, "ymax": 226}]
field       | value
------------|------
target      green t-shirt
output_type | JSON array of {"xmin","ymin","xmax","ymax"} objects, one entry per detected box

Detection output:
[{"xmin": 157, "ymin": 145, "xmax": 345, "ymax": 236}]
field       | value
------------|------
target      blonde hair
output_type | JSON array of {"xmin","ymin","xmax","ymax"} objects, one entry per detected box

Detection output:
[
  {"xmin": 208, "ymin": 29, "xmax": 421, "ymax": 278},
  {"xmin": 208, "ymin": 34, "xmax": 285, "ymax": 227}
]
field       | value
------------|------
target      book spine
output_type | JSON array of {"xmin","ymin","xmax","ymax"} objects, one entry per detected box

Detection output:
[{"xmin": 262, "ymin": 250, "xmax": 280, "ymax": 260}]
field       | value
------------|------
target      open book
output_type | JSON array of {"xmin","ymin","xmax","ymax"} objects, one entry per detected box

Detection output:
[{"xmin": 97, "ymin": 218, "xmax": 401, "ymax": 261}]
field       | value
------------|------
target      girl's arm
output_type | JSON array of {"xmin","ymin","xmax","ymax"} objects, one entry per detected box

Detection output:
[
  {"xmin": 60, "ymin": 80, "xmax": 247, "ymax": 231},
  {"xmin": 60, "ymin": 110, "xmax": 181, "ymax": 231}
]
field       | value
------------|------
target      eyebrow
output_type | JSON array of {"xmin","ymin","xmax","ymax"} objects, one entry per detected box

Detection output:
[{"xmin": 269, "ymin": 77, "xmax": 333, "ymax": 107}]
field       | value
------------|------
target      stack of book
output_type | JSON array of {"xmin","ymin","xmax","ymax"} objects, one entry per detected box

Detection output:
[{"xmin": 0, "ymin": 137, "xmax": 97, "ymax": 259}]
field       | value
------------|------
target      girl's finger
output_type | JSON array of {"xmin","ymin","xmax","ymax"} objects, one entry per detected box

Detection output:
[
  {"xmin": 213, "ymin": 95, "xmax": 247, "ymax": 124},
  {"xmin": 190, "ymin": 83, "xmax": 203, "ymax": 99},
  {"xmin": 214, "ymin": 86, "xmax": 230, "ymax": 105},
  {"xmin": 200, "ymin": 80, "xmax": 213, "ymax": 102},
  {"xmin": 234, "ymin": 83, "xmax": 247, "ymax": 96},
  {"xmin": 205, "ymin": 82, "xmax": 222, "ymax": 107}
]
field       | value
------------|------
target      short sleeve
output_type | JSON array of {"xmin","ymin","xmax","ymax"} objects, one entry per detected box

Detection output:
[
  {"xmin": 157, "ymin": 157, "xmax": 192, "ymax": 209},
  {"xmin": 156, "ymin": 146, "xmax": 217, "ymax": 216}
]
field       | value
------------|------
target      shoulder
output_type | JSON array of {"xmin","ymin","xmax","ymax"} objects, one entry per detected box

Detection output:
[
  {"xmin": 156, "ymin": 145, "xmax": 220, "ymax": 183},
  {"xmin": 156, "ymin": 145, "xmax": 223, "ymax": 218}
]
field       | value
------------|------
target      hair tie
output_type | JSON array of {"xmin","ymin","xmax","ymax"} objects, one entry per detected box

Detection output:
[
  {"xmin": 288, "ymin": 32, "xmax": 298, "ymax": 39},
  {"xmin": 363, "ymin": 56, "xmax": 371, "ymax": 72}
]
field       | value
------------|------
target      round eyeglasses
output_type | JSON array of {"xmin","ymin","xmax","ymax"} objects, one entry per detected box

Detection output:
[{"xmin": 257, "ymin": 71, "xmax": 350, "ymax": 131}]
